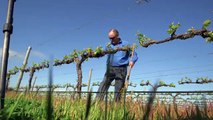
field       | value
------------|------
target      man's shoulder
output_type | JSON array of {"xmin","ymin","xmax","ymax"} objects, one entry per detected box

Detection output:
[
  {"xmin": 122, "ymin": 40, "xmax": 128, "ymax": 43},
  {"xmin": 121, "ymin": 40, "xmax": 130, "ymax": 45}
]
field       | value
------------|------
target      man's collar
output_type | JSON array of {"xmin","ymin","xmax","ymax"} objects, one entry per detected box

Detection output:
[{"xmin": 111, "ymin": 38, "xmax": 122, "ymax": 45}]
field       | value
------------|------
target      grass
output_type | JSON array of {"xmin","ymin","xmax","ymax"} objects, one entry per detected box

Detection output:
[{"xmin": 0, "ymin": 91, "xmax": 212, "ymax": 120}]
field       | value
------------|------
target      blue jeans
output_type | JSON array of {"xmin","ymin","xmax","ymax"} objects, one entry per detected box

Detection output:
[{"xmin": 96, "ymin": 65, "xmax": 127, "ymax": 102}]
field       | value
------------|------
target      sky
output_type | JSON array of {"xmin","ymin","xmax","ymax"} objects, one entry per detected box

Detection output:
[{"xmin": 0, "ymin": 0, "xmax": 213, "ymax": 92}]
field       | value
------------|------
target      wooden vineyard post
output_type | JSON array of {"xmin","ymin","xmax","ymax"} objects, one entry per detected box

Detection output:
[
  {"xmin": 124, "ymin": 44, "xmax": 136, "ymax": 90},
  {"xmin": 123, "ymin": 44, "xmax": 135, "ymax": 119},
  {"xmin": 15, "ymin": 46, "xmax": 32, "ymax": 91},
  {"xmin": 87, "ymin": 69, "xmax": 93, "ymax": 92}
]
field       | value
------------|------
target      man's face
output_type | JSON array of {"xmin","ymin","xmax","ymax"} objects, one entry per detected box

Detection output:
[{"xmin": 108, "ymin": 31, "xmax": 118, "ymax": 42}]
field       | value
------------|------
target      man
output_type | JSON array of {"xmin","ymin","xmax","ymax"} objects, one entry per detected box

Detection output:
[{"xmin": 96, "ymin": 28, "xmax": 138, "ymax": 102}]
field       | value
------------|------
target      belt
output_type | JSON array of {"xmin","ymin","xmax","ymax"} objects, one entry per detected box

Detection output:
[{"xmin": 110, "ymin": 64, "xmax": 128, "ymax": 67}]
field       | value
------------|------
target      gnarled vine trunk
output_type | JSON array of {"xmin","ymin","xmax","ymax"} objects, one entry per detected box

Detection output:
[
  {"xmin": 28, "ymin": 68, "xmax": 35, "ymax": 93},
  {"xmin": 75, "ymin": 58, "xmax": 83, "ymax": 98}
]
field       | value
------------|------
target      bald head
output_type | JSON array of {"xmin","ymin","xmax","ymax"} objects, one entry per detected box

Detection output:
[
  {"xmin": 108, "ymin": 29, "xmax": 120, "ymax": 45},
  {"xmin": 108, "ymin": 29, "xmax": 119, "ymax": 39}
]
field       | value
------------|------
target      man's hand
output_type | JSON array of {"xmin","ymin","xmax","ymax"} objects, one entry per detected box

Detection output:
[{"xmin": 129, "ymin": 61, "xmax": 134, "ymax": 68}]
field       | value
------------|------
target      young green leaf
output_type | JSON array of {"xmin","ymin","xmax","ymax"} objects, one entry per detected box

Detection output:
[{"xmin": 202, "ymin": 19, "xmax": 211, "ymax": 29}]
